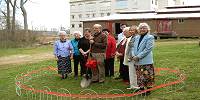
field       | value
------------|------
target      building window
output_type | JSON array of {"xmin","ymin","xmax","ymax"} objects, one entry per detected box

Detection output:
[
  {"xmin": 71, "ymin": 15, "xmax": 75, "ymax": 19},
  {"xmin": 132, "ymin": 0, "xmax": 137, "ymax": 5},
  {"xmin": 178, "ymin": 19, "xmax": 184, "ymax": 23},
  {"xmin": 78, "ymin": 3, "xmax": 83, "ymax": 6},
  {"xmin": 79, "ymin": 14, "xmax": 82, "ymax": 19},
  {"xmin": 155, "ymin": 0, "xmax": 158, "ymax": 5},
  {"xmin": 116, "ymin": 0, "xmax": 128, "ymax": 9},
  {"xmin": 71, "ymin": 24, "xmax": 75, "ymax": 28},
  {"xmin": 79, "ymin": 23, "xmax": 82, "ymax": 28},
  {"xmin": 107, "ymin": 13, "xmax": 110, "ymax": 16},
  {"xmin": 92, "ymin": 13, "xmax": 96, "ymax": 17},
  {"xmin": 100, "ymin": 13, "xmax": 104, "ymax": 17},
  {"xmin": 86, "ymin": 14, "xmax": 90, "ymax": 18},
  {"xmin": 70, "ymin": 4, "xmax": 75, "ymax": 8}
]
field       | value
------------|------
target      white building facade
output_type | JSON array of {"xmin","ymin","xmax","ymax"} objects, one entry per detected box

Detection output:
[
  {"xmin": 70, "ymin": 0, "xmax": 184, "ymax": 34},
  {"xmin": 70, "ymin": 0, "xmax": 112, "ymax": 34},
  {"xmin": 157, "ymin": 0, "xmax": 184, "ymax": 9},
  {"xmin": 111, "ymin": 0, "xmax": 158, "ymax": 12}
]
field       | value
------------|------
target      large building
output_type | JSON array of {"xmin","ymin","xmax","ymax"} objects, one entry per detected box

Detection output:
[
  {"xmin": 70, "ymin": 0, "xmax": 112, "ymax": 34},
  {"xmin": 70, "ymin": 0, "xmax": 184, "ymax": 34},
  {"xmin": 83, "ymin": 5, "xmax": 200, "ymax": 38}
]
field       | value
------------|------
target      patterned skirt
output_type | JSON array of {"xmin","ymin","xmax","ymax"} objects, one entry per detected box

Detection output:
[
  {"xmin": 57, "ymin": 56, "xmax": 72, "ymax": 74},
  {"xmin": 135, "ymin": 64, "xmax": 155, "ymax": 88}
]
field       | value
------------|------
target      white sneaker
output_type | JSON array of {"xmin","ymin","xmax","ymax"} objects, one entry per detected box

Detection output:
[
  {"xmin": 127, "ymin": 86, "xmax": 140, "ymax": 90},
  {"xmin": 126, "ymin": 87, "xmax": 133, "ymax": 90}
]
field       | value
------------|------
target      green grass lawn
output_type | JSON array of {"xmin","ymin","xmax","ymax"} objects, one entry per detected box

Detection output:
[{"xmin": 0, "ymin": 40, "xmax": 200, "ymax": 100}]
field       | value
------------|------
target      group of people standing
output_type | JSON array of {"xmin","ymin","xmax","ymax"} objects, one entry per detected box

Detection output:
[{"xmin": 53, "ymin": 22, "xmax": 155, "ymax": 96}]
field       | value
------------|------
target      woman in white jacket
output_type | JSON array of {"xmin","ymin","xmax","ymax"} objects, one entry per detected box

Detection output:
[{"xmin": 123, "ymin": 25, "xmax": 139, "ymax": 90}]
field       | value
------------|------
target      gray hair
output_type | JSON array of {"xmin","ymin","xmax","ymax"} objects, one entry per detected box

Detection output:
[
  {"xmin": 138, "ymin": 22, "xmax": 151, "ymax": 31},
  {"xmin": 58, "ymin": 31, "xmax": 67, "ymax": 36}
]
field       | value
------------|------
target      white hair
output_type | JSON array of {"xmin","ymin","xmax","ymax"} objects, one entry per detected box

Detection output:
[
  {"xmin": 73, "ymin": 31, "xmax": 83, "ymax": 37},
  {"xmin": 138, "ymin": 22, "xmax": 151, "ymax": 30},
  {"xmin": 93, "ymin": 24, "xmax": 102, "ymax": 29},
  {"xmin": 123, "ymin": 27, "xmax": 130, "ymax": 32},
  {"xmin": 58, "ymin": 31, "xmax": 67, "ymax": 36}
]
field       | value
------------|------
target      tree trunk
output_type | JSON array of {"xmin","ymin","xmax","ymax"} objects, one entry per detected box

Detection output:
[
  {"xmin": 20, "ymin": 0, "xmax": 28, "ymax": 32},
  {"xmin": 5, "ymin": 0, "xmax": 11, "ymax": 31},
  {"xmin": 11, "ymin": 0, "xmax": 17, "ymax": 34}
]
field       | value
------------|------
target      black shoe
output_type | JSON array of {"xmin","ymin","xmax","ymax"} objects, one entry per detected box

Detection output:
[
  {"xmin": 141, "ymin": 91, "xmax": 151, "ymax": 96},
  {"xmin": 144, "ymin": 87, "xmax": 152, "ymax": 96},
  {"xmin": 92, "ymin": 80, "xmax": 99, "ymax": 83},
  {"xmin": 133, "ymin": 87, "xmax": 145, "ymax": 95},
  {"xmin": 145, "ymin": 91, "xmax": 151, "ymax": 96},
  {"xmin": 139, "ymin": 87, "xmax": 151, "ymax": 96},
  {"xmin": 105, "ymin": 75, "xmax": 109, "ymax": 77},
  {"xmin": 74, "ymin": 75, "xmax": 78, "ymax": 80}
]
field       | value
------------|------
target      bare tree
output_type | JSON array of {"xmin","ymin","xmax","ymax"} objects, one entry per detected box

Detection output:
[
  {"xmin": 20, "ymin": 0, "xmax": 28, "ymax": 32},
  {"xmin": 10, "ymin": 0, "xmax": 17, "ymax": 33},
  {"xmin": 0, "ymin": 0, "xmax": 6, "ymax": 29},
  {"xmin": 4, "ymin": 0, "xmax": 11, "ymax": 31}
]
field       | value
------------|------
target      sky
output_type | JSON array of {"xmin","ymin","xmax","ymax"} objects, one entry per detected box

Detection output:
[
  {"xmin": 23, "ymin": 0, "xmax": 200, "ymax": 31},
  {"xmin": 25, "ymin": 0, "xmax": 70, "ymax": 31}
]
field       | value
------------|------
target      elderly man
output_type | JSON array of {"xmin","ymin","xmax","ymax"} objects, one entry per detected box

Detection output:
[{"xmin": 90, "ymin": 24, "xmax": 107, "ymax": 83}]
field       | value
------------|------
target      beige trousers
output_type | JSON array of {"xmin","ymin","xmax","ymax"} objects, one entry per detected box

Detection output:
[{"xmin": 91, "ymin": 53, "xmax": 105, "ymax": 82}]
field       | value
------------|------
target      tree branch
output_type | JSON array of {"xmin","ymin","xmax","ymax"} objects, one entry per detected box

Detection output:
[
  {"xmin": 9, "ymin": 0, "xmax": 14, "ymax": 7},
  {"xmin": 1, "ymin": 11, "xmax": 6, "ymax": 16},
  {"xmin": 4, "ymin": 0, "xmax": 8, "ymax": 3},
  {"xmin": 16, "ymin": 5, "xmax": 19, "ymax": 9},
  {"xmin": 22, "ymin": 0, "xmax": 28, "ymax": 5}
]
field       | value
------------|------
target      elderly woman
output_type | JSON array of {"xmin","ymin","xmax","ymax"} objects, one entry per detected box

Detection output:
[
  {"xmin": 103, "ymin": 29, "xmax": 116, "ymax": 77},
  {"xmin": 78, "ymin": 29, "xmax": 92, "ymax": 77},
  {"xmin": 124, "ymin": 25, "xmax": 139, "ymax": 90},
  {"xmin": 54, "ymin": 31, "xmax": 73, "ymax": 79},
  {"xmin": 131, "ymin": 23, "xmax": 155, "ymax": 96},
  {"xmin": 71, "ymin": 31, "xmax": 82, "ymax": 80},
  {"xmin": 116, "ymin": 27, "xmax": 130, "ymax": 83}
]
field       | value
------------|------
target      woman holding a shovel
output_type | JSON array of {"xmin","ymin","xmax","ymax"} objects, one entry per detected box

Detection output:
[{"xmin": 78, "ymin": 29, "xmax": 92, "ymax": 77}]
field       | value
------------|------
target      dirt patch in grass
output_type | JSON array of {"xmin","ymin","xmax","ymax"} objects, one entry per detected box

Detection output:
[{"xmin": 0, "ymin": 52, "xmax": 54, "ymax": 66}]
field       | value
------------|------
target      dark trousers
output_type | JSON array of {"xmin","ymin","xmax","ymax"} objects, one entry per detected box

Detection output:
[
  {"xmin": 80, "ymin": 55, "xmax": 92, "ymax": 76},
  {"xmin": 105, "ymin": 58, "xmax": 115, "ymax": 77},
  {"xmin": 120, "ymin": 58, "xmax": 129, "ymax": 81},
  {"xmin": 123, "ymin": 65, "xmax": 129, "ymax": 81},
  {"xmin": 73, "ymin": 55, "xmax": 81, "ymax": 76}
]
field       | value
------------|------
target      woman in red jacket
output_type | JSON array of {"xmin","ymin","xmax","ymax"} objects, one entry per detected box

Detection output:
[{"xmin": 103, "ymin": 29, "xmax": 116, "ymax": 77}]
